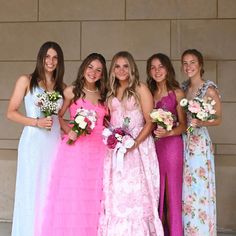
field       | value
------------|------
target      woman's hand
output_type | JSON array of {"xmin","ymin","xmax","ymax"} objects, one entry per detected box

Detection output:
[
  {"xmin": 154, "ymin": 126, "xmax": 168, "ymax": 139},
  {"xmin": 67, "ymin": 129, "xmax": 77, "ymax": 141},
  {"xmin": 37, "ymin": 116, "xmax": 53, "ymax": 129}
]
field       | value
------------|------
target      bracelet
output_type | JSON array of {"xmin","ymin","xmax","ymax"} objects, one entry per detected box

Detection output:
[{"xmin": 35, "ymin": 117, "xmax": 39, "ymax": 127}]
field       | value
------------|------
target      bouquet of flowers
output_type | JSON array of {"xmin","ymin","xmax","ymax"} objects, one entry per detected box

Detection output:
[
  {"xmin": 180, "ymin": 97, "xmax": 216, "ymax": 133},
  {"xmin": 102, "ymin": 117, "xmax": 135, "ymax": 172},
  {"xmin": 67, "ymin": 108, "xmax": 97, "ymax": 145},
  {"xmin": 35, "ymin": 90, "xmax": 62, "ymax": 117},
  {"xmin": 150, "ymin": 108, "xmax": 175, "ymax": 131}
]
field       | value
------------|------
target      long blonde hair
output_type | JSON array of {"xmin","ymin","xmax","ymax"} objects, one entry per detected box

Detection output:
[{"xmin": 107, "ymin": 51, "xmax": 140, "ymax": 101}]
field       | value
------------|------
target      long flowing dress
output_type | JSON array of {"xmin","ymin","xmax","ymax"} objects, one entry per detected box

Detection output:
[
  {"xmin": 98, "ymin": 96, "xmax": 164, "ymax": 236},
  {"xmin": 154, "ymin": 91, "xmax": 183, "ymax": 236},
  {"xmin": 40, "ymin": 98, "xmax": 106, "ymax": 236},
  {"xmin": 12, "ymin": 87, "xmax": 62, "ymax": 236},
  {"xmin": 182, "ymin": 80, "xmax": 218, "ymax": 236}
]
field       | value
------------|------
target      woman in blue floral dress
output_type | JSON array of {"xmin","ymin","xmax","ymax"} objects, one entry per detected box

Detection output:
[{"xmin": 181, "ymin": 49, "xmax": 222, "ymax": 236}]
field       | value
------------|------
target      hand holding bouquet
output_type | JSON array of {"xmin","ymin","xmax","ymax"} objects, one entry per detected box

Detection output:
[
  {"xmin": 67, "ymin": 108, "xmax": 97, "ymax": 145},
  {"xmin": 35, "ymin": 90, "xmax": 63, "ymax": 130},
  {"xmin": 150, "ymin": 108, "xmax": 175, "ymax": 139},
  {"xmin": 102, "ymin": 117, "xmax": 135, "ymax": 172},
  {"xmin": 180, "ymin": 97, "xmax": 216, "ymax": 134}
]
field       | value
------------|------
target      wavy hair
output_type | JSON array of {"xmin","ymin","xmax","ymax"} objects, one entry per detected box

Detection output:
[
  {"xmin": 107, "ymin": 51, "xmax": 140, "ymax": 101},
  {"xmin": 72, "ymin": 53, "xmax": 108, "ymax": 104},
  {"xmin": 30, "ymin": 41, "xmax": 64, "ymax": 95},
  {"xmin": 146, "ymin": 53, "xmax": 179, "ymax": 95}
]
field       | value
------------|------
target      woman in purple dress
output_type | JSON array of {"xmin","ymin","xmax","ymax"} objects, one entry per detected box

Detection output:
[{"xmin": 147, "ymin": 53, "xmax": 186, "ymax": 236}]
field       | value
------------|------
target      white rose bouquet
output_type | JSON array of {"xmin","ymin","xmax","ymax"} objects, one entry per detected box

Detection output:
[{"xmin": 67, "ymin": 108, "xmax": 97, "ymax": 145}]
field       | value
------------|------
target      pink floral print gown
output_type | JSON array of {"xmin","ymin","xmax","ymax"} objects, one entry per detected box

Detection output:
[
  {"xmin": 98, "ymin": 96, "xmax": 164, "ymax": 236},
  {"xmin": 181, "ymin": 80, "xmax": 218, "ymax": 236}
]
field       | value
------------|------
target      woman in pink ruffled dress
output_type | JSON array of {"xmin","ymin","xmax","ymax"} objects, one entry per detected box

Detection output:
[
  {"xmin": 40, "ymin": 53, "xmax": 108, "ymax": 236},
  {"xmin": 98, "ymin": 51, "xmax": 164, "ymax": 236}
]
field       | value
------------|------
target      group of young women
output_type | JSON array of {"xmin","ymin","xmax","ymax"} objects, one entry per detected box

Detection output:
[{"xmin": 7, "ymin": 41, "xmax": 222, "ymax": 236}]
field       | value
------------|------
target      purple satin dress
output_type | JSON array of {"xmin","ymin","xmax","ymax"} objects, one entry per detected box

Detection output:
[{"xmin": 155, "ymin": 91, "xmax": 183, "ymax": 236}]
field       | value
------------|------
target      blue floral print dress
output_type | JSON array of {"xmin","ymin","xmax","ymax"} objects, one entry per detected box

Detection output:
[{"xmin": 181, "ymin": 80, "xmax": 219, "ymax": 236}]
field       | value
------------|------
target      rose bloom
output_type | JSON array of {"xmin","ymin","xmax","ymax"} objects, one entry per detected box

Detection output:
[
  {"xmin": 188, "ymin": 100, "xmax": 202, "ymax": 113},
  {"xmin": 198, "ymin": 210, "xmax": 207, "ymax": 222},
  {"xmin": 107, "ymin": 134, "xmax": 118, "ymax": 149},
  {"xmin": 198, "ymin": 167, "xmax": 206, "ymax": 178},
  {"xmin": 184, "ymin": 174, "xmax": 193, "ymax": 186},
  {"xmin": 180, "ymin": 98, "xmax": 188, "ymax": 107},
  {"xmin": 186, "ymin": 226, "xmax": 198, "ymax": 236},
  {"xmin": 114, "ymin": 128, "xmax": 125, "ymax": 136},
  {"xmin": 75, "ymin": 115, "xmax": 85, "ymax": 124},
  {"xmin": 183, "ymin": 203, "xmax": 192, "ymax": 215}
]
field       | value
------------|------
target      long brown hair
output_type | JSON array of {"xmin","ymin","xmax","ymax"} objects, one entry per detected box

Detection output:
[
  {"xmin": 146, "ymin": 53, "xmax": 179, "ymax": 95},
  {"xmin": 30, "ymin": 41, "xmax": 65, "ymax": 95},
  {"xmin": 107, "ymin": 51, "xmax": 140, "ymax": 101},
  {"xmin": 72, "ymin": 53, "xmax": 107, "ymax": 104}
]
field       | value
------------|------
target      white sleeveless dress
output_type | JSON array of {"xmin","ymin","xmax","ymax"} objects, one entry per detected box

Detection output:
[{"xmin": 11, "ymin": 87, "xmax": 62, "ymax": 236}]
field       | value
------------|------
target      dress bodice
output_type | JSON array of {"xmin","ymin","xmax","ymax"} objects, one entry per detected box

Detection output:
[
  {"xmin": 109, "ymin": 96, "xmax": 144, "ymax": 137},
  {"xmin": 24, "ymin": 87, "xmax": 63, "ymax": 118}
]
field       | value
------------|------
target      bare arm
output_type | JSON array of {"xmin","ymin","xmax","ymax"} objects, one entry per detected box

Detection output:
[
  {"xmin": 58, "ymin": 86, "xmax": 75, "ymax": 135},
  {"xmin": 155, "ymin": 89, "xmax": 187, "ymax": 138},
  {"xmin": 134, "ymin": 83, "xmax": 155, "ymax": 147}
]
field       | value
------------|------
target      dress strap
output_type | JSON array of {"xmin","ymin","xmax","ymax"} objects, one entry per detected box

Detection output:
[{"xmin": 197, "ymin": 80, "xmax": 218, "ymax": 98}]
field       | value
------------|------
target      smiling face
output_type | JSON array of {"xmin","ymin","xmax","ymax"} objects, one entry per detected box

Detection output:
[
  {"xmin": 113, "ymin": 57, "xmax": 130, "ymax": 82},
  {"xmin": 44, "ymin": 48, "xmax": 58, "ymax": 73},
  {"xmin": 84, "ymin": 59, "xmax": 103, "ymax": 85},
  {"xmin": 182, "ymin": 53, "xmax": 202, "ymax": 79},
  {"xmin": 150, "ymin": 58, "xmax": 167, "ymax": 83}
]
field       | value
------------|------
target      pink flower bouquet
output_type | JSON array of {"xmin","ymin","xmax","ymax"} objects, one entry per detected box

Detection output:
[
  {"xmin": 67, "ymin": 108, "xmax": 97, "ymax": 145},
  {"xmin": 150, "ymin": 108, "xmax": 175, "ymax": 131},
  {"xmin": 180, "ymin": 97, "xmax": 216, "ymax": 133}
]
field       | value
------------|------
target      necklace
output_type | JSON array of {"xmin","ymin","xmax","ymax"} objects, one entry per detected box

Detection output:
[{"xmin": 83, "ymin": 87, "xmax": 99, "ymax": 93}]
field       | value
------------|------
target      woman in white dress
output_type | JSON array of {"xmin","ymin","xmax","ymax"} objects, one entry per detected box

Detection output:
[{"xmin": 7, "ymin": 41, "xmax": 65, "ymax": 236}]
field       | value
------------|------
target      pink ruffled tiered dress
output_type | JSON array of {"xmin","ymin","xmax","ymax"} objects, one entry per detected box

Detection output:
[{"xmin": 40, "ymin": 98, "xmax": 106, "ymax": 236}]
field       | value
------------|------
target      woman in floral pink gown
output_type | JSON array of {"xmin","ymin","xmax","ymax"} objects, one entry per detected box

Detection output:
[
  {"xmin": 98, "ymin": 51, "xmax": 164, "ymax": 236},
  {"xmin": 40, "ymin": 53, "xmax": 108, "ymax": 236},
  {"xmin": 146, "ymin": 53, "xmax": 186, "ymax": 236}
]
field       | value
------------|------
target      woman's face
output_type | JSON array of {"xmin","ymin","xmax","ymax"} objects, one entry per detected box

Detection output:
[
  {"xmin": 150, "ymin": 58, "xmax": 167, "ymax": 83},
  {"xmin": 113, "ymin": 57, "xmax": 130, "ymax": 81},
  {"xmin": 44, "ymin": 48, "xmax": 58, "ymax": 73},
  {"xmin": 84, "ymin": 59, "xmax": 103, "ymax": 84},
  {"xmin": 182, "ymin": 54, "xmax": 201, "ymax": 79}
]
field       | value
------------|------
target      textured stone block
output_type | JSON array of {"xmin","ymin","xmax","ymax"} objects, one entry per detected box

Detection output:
[
  {"xmin": 0, "ymin": 0, "xmax": 37, "ymax": 22},
  {"xmin": 208, "ymin": 103, "xmax": 236, "ymax": 144},
  {"xmin": 215, "ymin": 155, "xmax": 236, "ymax": 230},
  {"xmin": 0, "ymin": 22, "xmax": 80, "ymax": 60},
  {"xmin": 0, "ymin": 150, "xmax": 17, "ymax": 220},
  {"xmin": 171, "ymin": 20, "xmax": 236, "ymax": 60},
  {"xmin": 0, "ymin": 62, "xmax": 34, "ymax": 100},
  {"xmin": 218, "ymin": 0, "xmax": 236, "ymax": 18},
  {"xmin": 82, "ymin": 21, "xmax": 170, "ymax": 60},
  {"xmin": 0, "ymin": 101, "xmax": 24, "ymax": 140},
  {"xmin": 218, "ymin": 61, "xmax": 236, "ymax": 102},
  {"xmin": 127, "ymin": 0, "xmax": 216, "ymax": 19},
  {"xmin": 39, "ymin": 0, "xmax": 125, "ymax": 20}
]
